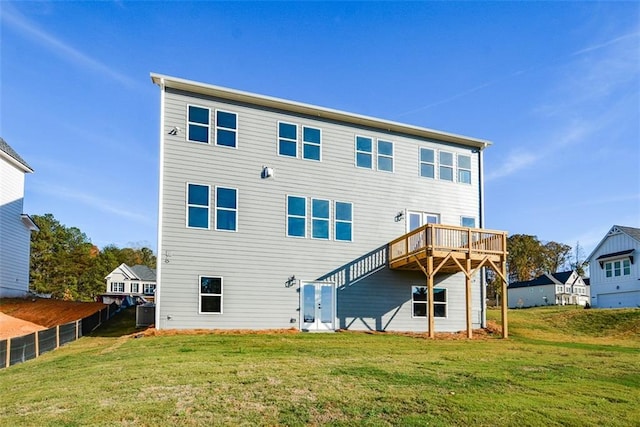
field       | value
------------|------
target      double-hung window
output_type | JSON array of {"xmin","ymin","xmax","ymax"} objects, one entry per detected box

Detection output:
[
  {"xmin": 143, "ymin": 284, "xmax": 156, "ymax": 295},
  {"xmin": 215, "ymin": 110, "xmax": 237, "ymax": 148},
  {"xmin": 187, "ymin": 183, "xmax": 210, "ymax": 229},
  {"xmin": 439, "ymin": 151, "xmax": 454, "ymax": 181},
  {"xmin": 412, "ymin": 286, "xmax": 447, "ymax": 318},
  {"xmin": 303, "ymin": 127, "xmax": 321, "ymax": 161},
  {"xmin": 111, "ymin": 282, "xmax": 124, "ymax": 293},
  {"xmin": 355, "ymin": 136, "xmax": 373, "ymax": 169},
  {"xmin": 311, "ymin": 199, "xmax": 330, "ymax": 239},
  {"xmin": 131, "ymin": 282, "xmax": 139, "ymax": 293},
  {"xmin": 188, "ymin": 105, "xmax": 210, "ymax": 143},
  {"xmin": 215, "ymin": 187, "xmax": 237, "ymax": 231},
  {"xmin": 279, "ymin": 122, "xmax": 298, "ymax": 157},
  {"xmin": 420, "ymin": 148, "xmax": 435, "ymax": 178},
  {"xmin": 287, "ymin": 196, "xmax": 307, "ymax": 237},
  {"xmin": 335, "ymin": 201, "xmax": 353, "ymax": 242},
  {"xmin": 200, "ymin": 276, "xmax": 222, "ymax": 314},
  {"xmin": 458, "ymin": 154, "xmax": 471, "ymax": 184},
  {"xmin": 377, "ymin": 140, "xmax": 394, "ymax": 172},
  {"xmin": 605, "ymin": 259, "xmax": 631, "ymax": 277}
]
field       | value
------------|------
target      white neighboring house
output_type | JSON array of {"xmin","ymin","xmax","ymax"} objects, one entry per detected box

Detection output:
[
  {"xmin": 102, "ymin": 263, "xmax": 157, "ymax": 305},
  {"xmin": 508, "ymin": 271, "xmax": 590, "ymax": 309},
  {"xmin": 0, "ymin": 138, "xmax": 39, "ymax": 298},
  {"xmin": 587, "ymin": 225, "xmax": 640, "ymax": 308}
]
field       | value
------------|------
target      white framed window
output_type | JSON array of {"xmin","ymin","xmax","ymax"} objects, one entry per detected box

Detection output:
[
  {"xmin": 407, "ymin": 211, "xmax": 440, "ymax": 232},
  {"xmin": 111, "ymin": 282, "xmax": 124, "ymax": 293},
  {"xmin": 215, "ymin": 187, "xmax": 238, "ymax": 232},
  {"xmin": 186, "ymin": 183, "xmax": 210, "ymax": 229},
  {"xmin": 311, "ymin": 198, "xmax": 330, "ymax": 239},
  {"xmin": 377, "ymin": 140, "xmax": 394, "ymax": 172},
  {"xmin": 303, "ymin": 126, "xmax": 322, "ymax": 161},
  {"xmin": 199, "ymin": 276, "xmax": 223, "ymax": 314},
  {"xmin": 131, "ymin": 282, "xmax": 139, "ymax": 293},
  {"xmin": 355, "ymin": 136, "xmax": 373, "ymax": 169},
  {"xmin": 287, "ymin": 195, "xmax": 307, "ymax": 238},
  {"xmin": 334, "ymin": 201, "xmax": 353, "ymax": 242},
  {"xmin": 605, "ymin": 259, "xmax": 631, "ymax": 277},
  {"xmin": 439, "ymin": 151, "xmax": 454, "ymax": 181},
  {"xmin": 278, "ymin": 122, "xmax": 298, "ymax": 157},
  {"xmin": 215, "ymin": 110, "xmax": 237, "ymax": 148},
  {"xmin": 412, "ymin": 286, "xmax": 447, "ymax": 318},
  {"xmin": 458, "ymin": 154, "xmax": 471, "ymax": 184},
  {"xmin": 461, "ymin": 217, "xmax": 476, "ymax": 228},
  {"xmin": 187, "ymin": 105, "xmax": 210, "ymax": 143},
  {"xmin": 143, "ymin": 284, "xmax": 156, "ymax": 295},
  {"xmin": 420, "ymin": 148, "xmax": 435, "ymax": 178}
]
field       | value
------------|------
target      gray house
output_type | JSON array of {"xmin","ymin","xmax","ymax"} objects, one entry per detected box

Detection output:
[{"xmin": 150, "ymin": 74, "xmax": 508, "ymax": 336}]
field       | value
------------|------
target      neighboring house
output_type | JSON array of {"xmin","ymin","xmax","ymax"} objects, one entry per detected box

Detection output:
[
  {"xmin": 508, "ymin": 270, "xmax": 590, "ymax": 308},
  {"xmin": 150, "ymin": 73, "xmax": 508, "ymax": 335},
  {"xmin": 587, "ymin": 225, "xmax": 640, "ymax": 308},
  {"xmin": 101, "ymin": 263, "xmax": 157, "ymax": 305},
  {"xmin": 0, "ymin": 138, "xmax": 39, "ymax": 298}
]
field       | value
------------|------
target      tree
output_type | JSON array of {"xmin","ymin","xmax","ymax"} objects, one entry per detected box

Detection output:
[
  {"xmin": 542, "ymin": 241, "xmax": 572, "ymax": 273},
  {"xmin": 507, "ymin": 234, "xmax": 545, "ymax": 282},
  {"xmin": 570, "ymin": 241, "xmax": 589, "ymax": 277}
]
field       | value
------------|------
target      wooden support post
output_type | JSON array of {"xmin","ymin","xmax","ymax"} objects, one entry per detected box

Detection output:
[
  {"xmin": 501, "ymin": 259, "xmax": 508, "ymax": 338},
  {"xmin": 6, "ymin": 338, "xmax": 11, "ymax": 368},
  {"xmin": 56, "ymin": 325, "xmax": 60, "ymax": 349},
  {"xmin": 427, "ymin": 254, "xmax": 435, "ymax": 339},
  {"xmin": 466, "ymin": 255, "xmax": 473, "ymax": 339},
  {"xmin": 35, "ymin": 331, "xmax": 40, "ymax": 358}
]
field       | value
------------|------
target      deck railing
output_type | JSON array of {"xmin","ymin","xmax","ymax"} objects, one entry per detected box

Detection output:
[{"xmin": 389, "ymin": 224, "xmax": 507, "ymax": 265}]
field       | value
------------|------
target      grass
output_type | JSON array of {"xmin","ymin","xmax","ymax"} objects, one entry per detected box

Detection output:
[{"xmin": 1, "ymin": 306, "xmax": 639, "ymax": 426}]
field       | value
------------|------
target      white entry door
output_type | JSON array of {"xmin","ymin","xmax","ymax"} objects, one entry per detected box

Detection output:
[{"xmin": 301, "ymin": 282, "xmax": 336, "ymax": 331}]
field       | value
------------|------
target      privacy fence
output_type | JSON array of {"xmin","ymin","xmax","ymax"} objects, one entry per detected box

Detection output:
[{"xmin": 0, "ymin": 302, "xmax": 119, "ymax": 369}]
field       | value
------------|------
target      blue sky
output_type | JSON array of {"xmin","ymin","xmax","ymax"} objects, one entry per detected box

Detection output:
[{"xmin": 2, "ymin": 1, "xmax": 638, "ymax": 261}]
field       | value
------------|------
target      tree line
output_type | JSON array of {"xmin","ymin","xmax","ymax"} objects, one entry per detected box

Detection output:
[{"xmin": 29, "ymin": 213, "xmax": 156, "ymax": 301}]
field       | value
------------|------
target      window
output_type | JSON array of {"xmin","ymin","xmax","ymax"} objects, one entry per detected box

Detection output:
[
  {"xmin": 200, "ymin": 276, "xmax": 222, "ymax": 314},
  {"xmin": 458, "ymin": 154, "xmax": 471, "ymax": 184},
  {"xmin": 420, "ymin": 148, "xmax": 435, "ymax": 178},
  {"xmin": 377, "ymin": 140, "xmax": 394, "ymax": 172},
  {"xmin": 143, "ymin": 284, "xmax": 156, "ymax": 295},
  {"xmin": 215, "ymin": 110, "xmax": 237, "ymax": 148},
  {"xmin": 287, "ymin": 196, "xmax": 306, "ymax": 237},
  {"xmin": 355, "ymin": 136, "xmax": 373, "ymax": 169},
  {"xmin": 187, "ymin": 183, "xmax": 210, "ymax": 229},
  {"xmin": 278, "ymin": 122, "xmax": 298, "ymax": 157},
  {"xmin": 215, "ymin": 187, "xmax": 237, "ymax": 231},
  {"xmin": 412, "ymin": 286, "xmax": 447, "ymax": 318},
  {"xmin": 461, "ymin": 217, "xmax": 476, "ymax": 228},
  {"xmin": 311, "ymin": 199, "xmax": 330, "ymax": 239},
  {"xmin": 605, "ymin": 259, "xmax": 631, "ymax": 277},
  {"xmin": 408, "ymin": 211, "xmax": 439, "ymax": 232},
  {"xmin": 111, "ymin": 282, "xmax": 124, "ymax": 293},
  {"xmin": 439, "ymin": 151, "xmax": 453, "ymax": 181},
  {"xmin": 303, "ymin": 127, "xmax": 321, "ymax": 161},
  {"xmin": 131, "ymin": 282, "xmax": 139, "ymax": 293},
  {"xmin": 335, "ymin": 201, "xmax": 353, "ymax": 242},
  {"xmin": 187, "ymin": 105, "xmax": 210, "ymax": 143}
]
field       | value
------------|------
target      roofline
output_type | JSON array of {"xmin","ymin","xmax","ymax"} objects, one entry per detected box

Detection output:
[
  {"xmin": 150, "ymin": 73, "xmax": 492, "ymax": 150},
  {"xmin": 586, "ymin": 225, "xmax": 640, "ymax": 262},
  {"xmin": 0, "ymin": 149, "xmax": 33, "ymax": 173}
]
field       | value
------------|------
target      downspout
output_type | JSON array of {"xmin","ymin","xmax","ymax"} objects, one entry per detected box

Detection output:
[
  {"xmin": 478, "ymin": 147, "xmax": 486, "ymax": 328},
  {"xmin": 155, "ymin": 77, "xmax": 166, "ymax": 330}
]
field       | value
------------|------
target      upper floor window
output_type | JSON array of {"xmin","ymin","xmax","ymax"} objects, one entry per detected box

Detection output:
[
  {"xmin": 355, "ymin": 136, "xmax": 373, "ymax": 169},
  {"xmin": 420, "ymin": 148, "xmax": 435, "ymax": 178},
  {"xmin": 458, "ymin": 154, "xmax": 471, "ymax": 184},
  {"xmin": 287, "ymin": 195, "xmax": 307, "ymax": 238},
  {"xmin": 377, "ymin": 140, "xmax": 394, "ymax": 172},
  {"xmin": 439, "ymin": 151, "xmax": 454, "ymax": 181},
  {"xmin": 188, "ymin": 105, "xmax": 210, "ymax": 143},
  {"xmin": 303, "ymin": 127, "xmax": 322, "ymax": 161},
  {"xmin": 278, "ymin": 122, "xmax": 298, "ymax": 157},
  {"xmin": 311, "ymin": 199, "xmax": 330, "ymax": 239},
  {"xmin": 335, "ymin": 201, "xmax": 353, "ymax": 242},
  {"xmin": 215, "ymin": 110, "xmax": 237, "ymax": 148},
  {"xmin": 605, "ymin": 259, "xmax": 631, "ymax": 277},
  {"xmin": 215, "ymin": 187, "xmax": 238, "ymax": 231},
  {"xmin": 200, "ymin": 276, "xmax": 222, "ymax": 314},
  {"xmin": 187, "ymin": 183, "xmax": 210, "ymax": 229}
]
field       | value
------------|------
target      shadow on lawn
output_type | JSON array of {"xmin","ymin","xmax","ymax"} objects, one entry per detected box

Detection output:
[{"xmin": 88, "ymin": 307, "xmax": 149, "ymax": 337}]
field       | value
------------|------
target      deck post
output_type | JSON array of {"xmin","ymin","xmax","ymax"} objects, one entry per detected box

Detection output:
[
  {"xmin": 427, "ymin": 254, "xmax": 435, "ymax": 338},
  {"xmin": 501, "ymin": 259, "xmax": 508, "ymax": 338},
  {"xmin": 466, "ymin": 255, "xmax": 472, "ymax": 339}
]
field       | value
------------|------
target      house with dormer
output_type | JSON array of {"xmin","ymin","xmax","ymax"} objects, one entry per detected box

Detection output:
[
  {"xmin": 102, "ymin": 263, "xmax": 157, "ymax": 305},
  {"xmin": 508, "ymin": 270, "xmax": 590, "ymax": 308}
]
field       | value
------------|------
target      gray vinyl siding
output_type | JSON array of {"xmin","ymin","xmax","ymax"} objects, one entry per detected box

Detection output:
[{"xmin": 157, "ymin": 87, "xmax": 483, "ymax": 331}]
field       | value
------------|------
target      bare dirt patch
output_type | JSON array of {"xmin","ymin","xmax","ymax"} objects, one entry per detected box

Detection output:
[
  {"xmin": 0, "ymin": 312, "xmax": 47, "ymax": 340},
  {"xmin": 0, "ymin": 298, "xmax": 105, "ymax": 329}
]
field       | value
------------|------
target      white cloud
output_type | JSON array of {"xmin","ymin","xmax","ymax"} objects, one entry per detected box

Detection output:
[
  {"xmin": 1, "ymin": 4, "xmax": 136, "ymax": 87},
  {"xmin": 485, "ymin": 150, "xmax": 539, "ymax": 182}
]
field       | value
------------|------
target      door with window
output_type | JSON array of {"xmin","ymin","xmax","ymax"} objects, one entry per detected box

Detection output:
[
  {"xmin": 407, "ymin": 212, "xmax": 440, "ymax": 251},
  {"xmin": 301, "ymin": 282, "xmax": 335, "ymax": 331}
]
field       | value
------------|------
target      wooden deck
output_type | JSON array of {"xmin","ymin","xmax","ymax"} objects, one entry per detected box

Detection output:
[{"xmin": 388, "ymin": 224, "xmax": 509, "ymax": 338}]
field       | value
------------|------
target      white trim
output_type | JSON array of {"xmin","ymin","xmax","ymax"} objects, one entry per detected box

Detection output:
[
  {"xmin": 20, "ymin": 214, "xmax": 39, "ymax": 231},
  {"xmin": 438, "ymin": 150, "xmax": 454, "ymax": 182},
  {"xmin": 376, "ymin": 139, "xmax": 394, "ymax": 173},
  {"xmin": 355, "ymin": 135, "xmax": 373, "ymax": 169},
  {"xmin": 457, "ymin": 153, "xmax": 472, "ymax": 184},
  {"xmin": 156, "ymin": 78, "xmax": 166, "ymax": 328},
  {"xmin": 286, "ymin": 195, "xmax": 307, "ymax": 238},
  {"xmin": 214, "ymin": 186, "xmax": 238, "ymax": 232},
  {"xmin": 302, "ymin": 126, "xmax": 322, "ymax": 162},
  {"xmin": 214, "ymin": 109, "xmax": 238, "ymax": 149},
  {"xmin": 334, "ymin": 200, "xmax": 354, "ymax": 242},
  {"xmin": 186, "ymin": 182, "xmax": 211, "ymax": 230},
  {"xmin": 411, "ymin": 286, "xmax": 448, "ymax": 319},
  {"xmin": 198, "ymin": 275, "xmax": 223, "ymax": 314},
  {"xmin": 310, "ymin": 198, "xmax": 331, "ymax": 240},
  {"xmin": 419, "ymin": 147, "xmax": 435, "ymax": 179},
  {"xmin": 277, "ymin": 121, "xmax": 298, "ymax": 158},
  {"xmin": 186, "ymin": 104, "xmax": 211, "ymax": 144}
]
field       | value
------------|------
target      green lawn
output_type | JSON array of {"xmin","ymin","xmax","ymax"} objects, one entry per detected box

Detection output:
[{"xmin": 2, "ymin": 306, "xmax": 639, "ymax": 426}]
